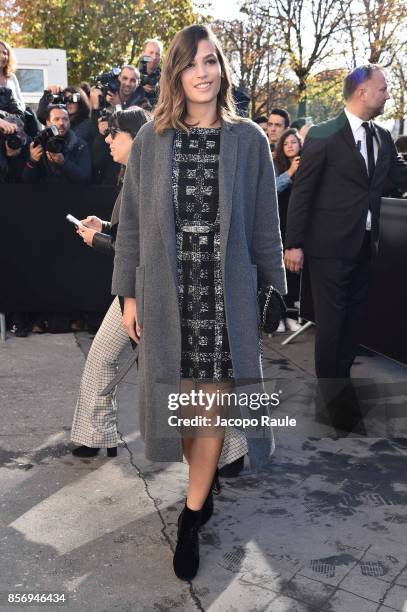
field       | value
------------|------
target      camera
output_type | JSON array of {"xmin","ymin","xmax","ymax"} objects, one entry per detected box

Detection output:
[
  {"xmin": 44, "ymin": 90, "xmax": 81, "ymax": 105},
  {"xmin": 1, "ymin": 131, "xmax": 24, "ymax": 150},
  {"xmin": 92, "ymin": 68, "xmax": 121, "ymax": 108},
  {"xmin": 139, "ymin": 56, "xmax": 160, "ymax": 89},
  {"xmin": 33, "ymin": 125, "xmax": 65, "ymax": 154}
]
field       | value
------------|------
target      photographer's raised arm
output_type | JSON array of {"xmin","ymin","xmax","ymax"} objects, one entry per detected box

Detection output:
[{"xmin": 21, "ymin": 142, "xmax": 43, "ymax": 183}]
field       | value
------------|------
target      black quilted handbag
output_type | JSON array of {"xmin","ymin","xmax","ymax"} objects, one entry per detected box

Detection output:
[{"xmin": 258, "ymin": 286, "xmax": 287, "ymax": 333}]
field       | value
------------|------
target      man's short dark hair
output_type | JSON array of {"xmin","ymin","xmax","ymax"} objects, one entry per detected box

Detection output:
[
  {"xmin": 269, "ymin": 108, "xmax": 290, "ymax": 128},
  {"xmin": 395, "ymin": 135, "xmax": 407, "ymax": 153},
  {"xmin": 253, "ymin": 116, "xmax": 268, "ymax": 125},
  {"xmin": 343, "ymin": 64, "xmax": 381, "ymax": 100},
  {"xmin": 45, "ymin": 104, "xmax": 69, "ymax": 122}
]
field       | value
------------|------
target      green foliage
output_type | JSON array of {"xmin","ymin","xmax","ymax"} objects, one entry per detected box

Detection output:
[
  {"xmin": 7, "ymin": 0, "xmax": 201, "ymax": 83},
  {"xmin": 306, "ymin": 68, "xmax": 347, "ymax": 123}
]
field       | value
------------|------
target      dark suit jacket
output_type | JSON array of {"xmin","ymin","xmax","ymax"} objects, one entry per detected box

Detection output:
[{"xmin": 285, "ymin": 111, "xmax": 407, "ymax": 258}]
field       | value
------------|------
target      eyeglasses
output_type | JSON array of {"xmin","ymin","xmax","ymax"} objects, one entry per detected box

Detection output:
[{"xmin": 104, "ymin": 127, "xmax": 122, "ymax": 139}]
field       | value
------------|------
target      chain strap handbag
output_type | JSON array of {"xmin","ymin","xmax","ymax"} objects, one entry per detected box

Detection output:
[{"xmin": 258, "ymin": 285, "xmax": 287, "ymax": 334}]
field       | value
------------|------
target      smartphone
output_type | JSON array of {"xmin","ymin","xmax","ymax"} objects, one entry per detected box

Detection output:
[{"xmin": 66, "ymin": 214, "xmax": 83, "ymax": 228}]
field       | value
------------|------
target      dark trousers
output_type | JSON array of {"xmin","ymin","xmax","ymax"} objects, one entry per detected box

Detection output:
[{"xmin": 309, "ymin": 233, "xmax": 372, "ymax": 379}]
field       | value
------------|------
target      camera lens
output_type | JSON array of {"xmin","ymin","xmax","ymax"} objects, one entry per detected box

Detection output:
[
  {"xmin": 6, "ymin": 133, "xmax": 23, "ymax": 150},
  {"xmin": 46, "ymin": 136, "xmax": 65, "ymax": 154}
]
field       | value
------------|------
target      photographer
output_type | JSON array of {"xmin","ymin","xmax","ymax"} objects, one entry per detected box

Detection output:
[
  {"xmin": 0, "ymin": 113, "xmax": 29, "ymax": 182},
  {"xmin": 89, "ymin": 65, "xmax": 145, "ymax": 114},
  {"xmin": 89, "ymin": 67, "xmax": 144, "ymax": 185},
  {"xmin": 37, "ymin": 86, "xmax": 92, "ymax": 144},
  {"xmin": 22, "ymin": 104, "xmax": 91, "ymax": 184},
  {"xmin": 137, "ymin": 38, "xmax": 162, "ymax": 108}
]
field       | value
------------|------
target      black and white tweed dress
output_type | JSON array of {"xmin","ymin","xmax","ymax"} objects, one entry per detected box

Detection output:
[{"xmin": 172, "ymin": 127, "xmax": 233, "ymax": 381}]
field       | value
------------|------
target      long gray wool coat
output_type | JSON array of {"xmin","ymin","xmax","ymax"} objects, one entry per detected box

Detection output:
[{"xmin": 112, "ymin": 119, "xmax": 287, "ymax": 469}]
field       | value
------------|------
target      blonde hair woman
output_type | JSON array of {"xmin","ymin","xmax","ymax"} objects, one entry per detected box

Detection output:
[
  {"xmin": 0, "ymin": 41, "xmax": 25, "ymax": 110},
  {"xmin": 112, "ymin": 24, "xmax": 286, "ymax": 580}
]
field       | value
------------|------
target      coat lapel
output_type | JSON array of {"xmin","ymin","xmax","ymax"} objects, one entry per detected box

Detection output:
[
  {"xmin": 219, "ymin": 121, "xmax": 238, "ymax": 278},
  {"xmin": 154, "ymin": 128, "xmax": 178, "ymax": 287}
]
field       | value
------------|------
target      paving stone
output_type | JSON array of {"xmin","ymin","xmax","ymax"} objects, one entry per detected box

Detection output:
[
  {"xmin": 265, "ymin": 594, "xmax": 319, "ymax": 611},
  {"xmin": 281, "ymin": 574, "xmax": 336, "ymax": 608},
  {"xmin": 321, "ymin": 589, "xmax": 382, "ymax": 611},
  {"xmin": 381, "ymin": 584, "xmax": 407, "ymax": 611}
]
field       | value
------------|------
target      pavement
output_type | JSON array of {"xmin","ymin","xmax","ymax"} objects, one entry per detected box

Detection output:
[{"xmin": 1, "ymin": 323, "xmax": 407, "ymax": 612}]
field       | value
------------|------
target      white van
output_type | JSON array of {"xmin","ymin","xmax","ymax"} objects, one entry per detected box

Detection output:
[{"xmin": 13, "ymin": 48, "xmax": 67, "ymax": 109}]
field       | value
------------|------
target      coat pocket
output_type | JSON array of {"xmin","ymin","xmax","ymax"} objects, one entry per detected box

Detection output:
[{"xmin": 135, "ymin": 265, "xmax": 145, "ymax": 327}]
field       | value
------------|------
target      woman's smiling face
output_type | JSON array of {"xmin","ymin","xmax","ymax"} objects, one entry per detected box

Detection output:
[{"xmin": 180, "ymin": 38, "xmax": 222, "ymax": 107}]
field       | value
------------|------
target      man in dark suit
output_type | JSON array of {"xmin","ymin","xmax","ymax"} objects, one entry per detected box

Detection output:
[{"xmin": 284, "ymin": 65, "xmax": 407, "ymax": 425}]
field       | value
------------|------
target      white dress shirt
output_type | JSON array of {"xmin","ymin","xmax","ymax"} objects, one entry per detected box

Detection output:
[{"xmin": 344, "ymin": 107, "xmax": 378, "ymax": 231}]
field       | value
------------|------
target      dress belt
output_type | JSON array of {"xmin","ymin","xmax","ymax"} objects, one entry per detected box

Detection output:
[{"xmin": 178, "ymin": 224, "xmax": 217, "ymax": 233}]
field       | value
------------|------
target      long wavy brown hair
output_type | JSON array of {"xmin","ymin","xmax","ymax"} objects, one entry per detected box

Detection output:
[
  {"xmin": 154, "ymin": 24, "xmax": 240, "ymax": 134},
  {"xmin": 0, "ymin": 41, "xmax": 17, "ymax": 78},
  {"xmin": 274, "ymin": 128, "xmax": 302, "ymax": 175}
]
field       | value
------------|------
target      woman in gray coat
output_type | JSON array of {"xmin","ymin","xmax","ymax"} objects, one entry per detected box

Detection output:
[{"xmin": 112, "ymin": 24, "xmax": 286, "ymax": 581}]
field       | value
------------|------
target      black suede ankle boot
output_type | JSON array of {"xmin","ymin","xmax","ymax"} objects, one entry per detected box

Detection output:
[
  {"xmin": 173, "ymin": 504, "xmax": 202, "ymax": 580},
  {"xmin": 200, "ymin": 489, "xmax": 213, "ymax": 527}
]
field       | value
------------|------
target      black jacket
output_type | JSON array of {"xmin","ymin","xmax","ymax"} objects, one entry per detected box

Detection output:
[
  {"xmin": 0, "ymin": 87, "xmax": 24, "ymax": 120},
  {"xmin": 90, "ymin": 110, "xmax": 121, "ymax": 185},
  {"xmin": 22, "ymin": 129, "xmax": 91, "ymax": 185},
  {"xmin": 286, "ymin": 111, "xmax": 407, "ymax": 258},
  {"xmin": 0, "ymin": 142, "xmax": 30, "ymax": 182}
]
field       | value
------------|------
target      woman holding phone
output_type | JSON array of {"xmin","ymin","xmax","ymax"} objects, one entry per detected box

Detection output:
[
  {"xmin": 112, "ymin": 24, "xmax": 286, "ymax": 580},
  {"xmin": 70, "ymin": 107, "xmax": 150, "ymax": 456}
]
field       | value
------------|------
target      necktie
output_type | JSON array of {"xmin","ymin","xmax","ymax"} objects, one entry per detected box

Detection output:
[{"xmin": 362, "ymin": 121, "xmax": 375, "ymax": 180}]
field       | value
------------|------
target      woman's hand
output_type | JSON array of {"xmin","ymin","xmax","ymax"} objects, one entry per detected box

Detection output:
[
  {"xmin": 287, "ymin": 156, "xmax": 301, "ymax": 178},
  {"xmin": 81, "ymin": 215, "xmax": 103, "ymax": 232},
  {"xmin": 77, "ymin": 225, "xmax": 97, "ymax": 247},
  {"xmin": 123, "ymin": 297, "xmax": 142, "ymax": 344}
]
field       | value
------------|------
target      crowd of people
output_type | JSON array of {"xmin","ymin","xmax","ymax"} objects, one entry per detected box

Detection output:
[
  {"xmin": 3, "ymin": 32, "xmax": 407, "ymax": 341},
  {"xmin": 0, "ymin": 38, "xmax": 162, "ymax": 186}
]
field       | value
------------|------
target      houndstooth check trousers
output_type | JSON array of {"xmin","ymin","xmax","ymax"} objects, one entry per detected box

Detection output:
[{"xmin": 70, "ymin": 296, "xmax": 248, "ymax": 465}]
